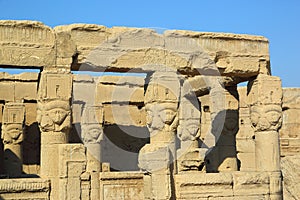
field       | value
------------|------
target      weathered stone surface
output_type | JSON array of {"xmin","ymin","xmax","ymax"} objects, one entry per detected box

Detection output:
[
  {"xmin": 175, "ymin": 172, "xmax": 233, "ymax": 198},
  {"xmin": 248, "ymin": 74, "xmax": 282, "ymax": 106},
  {"xmin": 280, "ymin": 88, "xmax": 300, "ymax": 157},
  {"xmin": 0, "ymin": 20, "xmax": 55, "ymax": 67},
  {"xmin": 97, "ymin": 84, "xmax": 144, "ymax": 103},
  {"xmin": 255, "ymin": 131, "xmax": 281, "ymax": 172},
  {"xmin": 0, "ymin": 178, "xmax": 50, "ymax": 199},
  {"xmin": 232, "ymin": 172, "xmax": 270, "ymax": 196},
  {"xmin": 72, "ymin": 74, "xmax": 96, "ymax": 104},
  {"xmin": 0, "ymin": 20, "xmax": 291, "ymax": 200},
  {"xmin": 103, "ymin": 104, "xmax": 146, "ymax": 126},
  {"xmin": 99, "ymin": 172, "xmax": 144, "ymax": 200},
  {"xmin": 281, "ymin": 155, "xmax": 300, "ymax": 200}
]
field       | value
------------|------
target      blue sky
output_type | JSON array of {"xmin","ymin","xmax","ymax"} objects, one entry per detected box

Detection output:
[{"xmin": 0, "ymin": 0, "xmax": 299, "ymax": 87}]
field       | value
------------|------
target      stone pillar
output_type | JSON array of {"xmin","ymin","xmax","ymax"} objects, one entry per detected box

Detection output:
[
  {"xmin": 177, "ymin": 79, "xmax": 204, "ymax": 172},
  {"xmin": 1, "ymin": 103, "xmax": 25, "ymax": 177},
  {"xmin": 248, "ymin": 75, "xmax": 282, "ymax": 172},
  {"xmin": 138, "ymin": 72, "xmax": 180, "ymax": 200},
  {"xmin": 248, "ymin": 74, "xmax": 283, "ymax": 199},
  {"xmin": 81, "ymin": 105, "xmax": 104, "ymax": 200},
  {"xmin": 37, "ymin": 71, "xmax": 72, "ymax": 199}
]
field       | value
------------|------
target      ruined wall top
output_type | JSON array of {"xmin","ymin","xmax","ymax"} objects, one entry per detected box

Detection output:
[{"xmin": 0, "ymin": 20, "xmax": 270, "ymax": 77}]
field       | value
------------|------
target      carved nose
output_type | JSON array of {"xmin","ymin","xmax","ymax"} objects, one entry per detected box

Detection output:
[{"xmin": 151, "ymin": 115, "xmax": 164, "ymax": 130}]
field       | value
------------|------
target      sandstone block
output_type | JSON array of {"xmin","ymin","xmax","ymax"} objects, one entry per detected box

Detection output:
[
  {"xmin": 96, "ymin": 84, "xmax": 144, "ymax": 103},
  {"xmin": 73, "ymin": 81, "xmax": 96, "ymax": 104},
  {"xmin": 0, "ymin": 81, "xmax": 14, "ymax": 101},
  {"xmin": 248, "ymin": 75, "xmax": 282, "ymax": 105},
  {"xmin": 233, "ymin": 172, "xmax": 270, "ymax": 196},
  {"xmin": 175, "ymin": 172, "xmax": 233, "ymax": 198},
  {"xmin": 15, "ymin": 81, "xmax": 37, "ymax": 101},
  {"xmin": 0, "ymin": 20, "xmax": 55, "ymax": 67},
  {"xmin": 0, "ymin": 178, "xmax": 50, "ymax": 200},
  {"xmin": 103, "ymin": 104, "xmax": 146, "ymax": 126},
  {"xmin": 281, "ymin": 155, "xmax": 300, "ymax": 200},
  {"xmin": 99, "ymin": 75, "xmax": 145, "ymax": 86},
  {"xmin": 237, "ymin": 152, "xmax": 256, "ymax": 171},
  {"xmin": 24, "ymin": 103, "xmax": 37, "ymax": 125},
  {"xmin": 58, "ymin": 144, "xmax": 86, "ymax": 178},
  {"xmin": 282, "ymin": 88, "xmax": 300, "ymax": 109},
  {"xmin": 99, "ymin": 172, "xmax": 144, "ymax": 200},
  {"xmin": 38, "ymin": 72, "xmax": 72, "ymax": 100},
  {"xmin": 236, "ymin": 138, "xmax": 255, "ymax": 153}
]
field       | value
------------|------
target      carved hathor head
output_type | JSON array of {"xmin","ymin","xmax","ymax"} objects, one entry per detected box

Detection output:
[
  {"xmin": 37, "ymin": 100, "xmax": 71, "ymax": 132},
  {"xmin": 144, "ymin": 72, "xmax": 180, "ymax": 132}
]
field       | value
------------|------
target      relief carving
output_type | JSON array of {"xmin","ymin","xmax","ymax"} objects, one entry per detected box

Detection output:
[
  {"xmin": 145, "ymin": 102, "xmax": 178, "ymax": 134},
  {"xmin": 177, "ymin": 119, "xmax": 200, "ymax": 141},
  {"xmin": 37, "ymin": 100, "xmax": 71, "ymax": 132},
  {"xmin": 1, "ymin": 103, "xmax": 25, "ymax": 144},
  {"xmin": 1, "ymin": 124, "xmax": 23, "ymax": 144},
  {"xmin": 81, "ymin": 105, "xmax": 104, "ymax": 144},
  {"xmin": 250, "ymin": 105, "xmax": 282, "ymax": 131}
]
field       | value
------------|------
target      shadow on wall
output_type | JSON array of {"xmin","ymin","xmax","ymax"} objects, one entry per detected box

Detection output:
[
  {"xmin": 71, "ymin": 123, "xmax": 150, "ymax": 171},
  {"xmin": 103, "ymin": 125, "xmax": 150, "ymax": 171},
  {"xmin": 23, "ymin": 122, "xmax": 40, "ymax": 166},
  {"xmin": 205, "ymin": 109, "xmax": 240, "ymax": 172}
]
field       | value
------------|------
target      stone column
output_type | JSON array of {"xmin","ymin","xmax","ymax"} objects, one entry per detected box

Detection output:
[
  {"xmin": 1, "ymin": 103, "xmax": 25, "ymax": 177},
  {"xmin": 248, "ymin": 74, "xmax": 283, "ymax": 200},
  {"xmin": 81, "ymin": 105, "xmax": 104, "ymax": 200},
  {"xmin": 138, "ymin": 72, "xmax": 180, "ymax": 200},
  {"xmin": 177, "ymin": 79, "xmax": 204, "ymax": 172},
  {"xmin": 37, "ymin": 71, "xmax": 72, "ymax": 199},
  {"xmin": 248, "ymin": 75, "xmax": 282, "ymax": 172}
]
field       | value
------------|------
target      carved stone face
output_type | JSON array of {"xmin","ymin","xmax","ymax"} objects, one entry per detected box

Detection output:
[
  {"xmin": 37, "ymin": 101, "xmax": 71, "ymax": 132},
  {"xmin": 1, "ymin": 124, "xmax": 23, "ymax": 144},
  {"xmin": 177, "ymin": 119, "xmax": 200, "ymax": 141},
  {"xmin": 145, "ymin": 103, "xmax": 177, "ymax": 132},
  {"xmin": 48, "ymin": 108, "xmax": 69, "ymax": 125},
  {"xmin": 250, "ymin": 105, "xmax": 282, "ymax": 131},
  {"xmin": 82, "ymin": 124, "xmax": 104, "ymax": 144}
]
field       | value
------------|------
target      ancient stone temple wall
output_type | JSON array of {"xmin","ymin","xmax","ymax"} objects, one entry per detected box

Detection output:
[{"xmin": 0, "ymin": 20, "xmax": 298, "ymax": 200}]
